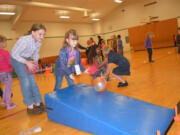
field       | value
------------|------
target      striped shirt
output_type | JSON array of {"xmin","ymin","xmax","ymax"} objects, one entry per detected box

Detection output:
[{"xmin": 11, "ymin": 34, "xmax": 41, "ymax": 63}]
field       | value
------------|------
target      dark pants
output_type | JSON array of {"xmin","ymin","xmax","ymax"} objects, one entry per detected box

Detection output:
[
  {"xmin": 147, "ymin": 48, "xmax": 153, "ymax": 62},
  {"xmin": 178, "ymin": 44, "xmax": 180, "ymax": 53}
]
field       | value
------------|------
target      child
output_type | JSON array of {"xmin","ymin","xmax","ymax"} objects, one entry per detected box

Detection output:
[
  {"xmin": 10, "ymin": 24, "xmax": 46, "ymax": 114},
  {"xmin": 54, "ymin": 29, "xmax": 87, "ymax": 90},
  {"xmin": 95, "ymin": 46, "xmax": 107, "ymax": 74},
  {"xmin": 177, "ymin": 28, "xmax": 180, "ymax": 54},
  {"xmin": 0, "ymin": 35, "xmax": 17, "ymax": 110},
  {"xmin": 87, "ymin": 48, "xmax": 100, "ymax": 79},
  {"xmin": 145, "ymin": 32, "xmax": 154, "ymax": 63},
  {"xmin": 112, "ymin": 35, "xmax": 117, "ymax": 52},
  {"xmin": 103, "ymin": 46, "xmax": 130, "ymax": 87},
  {"xmin": 117, "ymin": 35, "xmax": 124, "ymax": 56}
]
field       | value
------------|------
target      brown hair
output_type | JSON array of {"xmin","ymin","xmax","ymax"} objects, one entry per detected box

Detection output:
[
  {"xmin": 87, "ymin": 47, "xmax": 97, "ymax": 65},
  {"xmin": 27, "ymin": 24, "xmax": 46, "ymax": 35},
  {"xmin": 63, "ymin": 29, "xmax": 79, "ymax": 49},
  {"xmin": 0, "ymin": 35, "xmax": 7, "ymax": 43}
]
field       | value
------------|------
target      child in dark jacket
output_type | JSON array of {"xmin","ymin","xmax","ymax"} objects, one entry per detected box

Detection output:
[
  {"xmin": 102, "ymin": 46, "xmax": 130, "ymax": 87},
  {"xmin": 54, "ymin": 29, "xmax": 87, "ymax": 90}
]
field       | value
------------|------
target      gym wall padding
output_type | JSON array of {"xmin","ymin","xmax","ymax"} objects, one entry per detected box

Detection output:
[{"xmin": 128, "ymin": 18, "xmax": 178, "ymax": 51}]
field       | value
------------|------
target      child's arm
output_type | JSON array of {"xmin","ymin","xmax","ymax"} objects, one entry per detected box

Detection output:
[{"xmin": 97, "ymin": 57, "xmax": 108, "ymax": 68}]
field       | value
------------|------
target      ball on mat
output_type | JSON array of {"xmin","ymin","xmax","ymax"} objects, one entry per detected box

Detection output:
[{"xmin": 92, "ymin": 77, "xmax": 107, "ymax": 92}]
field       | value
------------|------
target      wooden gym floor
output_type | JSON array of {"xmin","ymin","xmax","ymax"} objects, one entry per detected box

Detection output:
[{"xmin": 0, "ymin": 47, "xmax": 180, "ymax": 135}]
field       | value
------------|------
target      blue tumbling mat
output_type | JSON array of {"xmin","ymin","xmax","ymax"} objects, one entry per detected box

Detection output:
[{"xmin": 44, "ymin": 83, "xmax": 174, "ymax": 135}]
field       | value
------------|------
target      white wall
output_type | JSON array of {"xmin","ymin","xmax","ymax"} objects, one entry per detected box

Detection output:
[{"xmin": 0, "ymin": 21, "xmax": 93, "ymax": 58}]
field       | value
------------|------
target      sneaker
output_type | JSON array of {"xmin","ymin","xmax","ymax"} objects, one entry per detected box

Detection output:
[
  {"xmin": 118, "ymin": 81, "xmax": 128, "ymax": 87},
  {"xmin": 6, "ymin": 103, "xmax": 17, "ymax": 110},
  {"xmin": 27, "ymin": 107, "xmax": 42, "ymax": 114},
  {"xmin": 34, "ymin": 103, "xmax": 46, "ymax": 112},
  {"xmin": 150, "ymin": 60, "xmax": 154, "ymax": 63}
]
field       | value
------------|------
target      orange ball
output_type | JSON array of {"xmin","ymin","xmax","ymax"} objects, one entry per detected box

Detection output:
[{"xmin": 92, "ymin": 77, "xmax": 107, "ymax": 92}]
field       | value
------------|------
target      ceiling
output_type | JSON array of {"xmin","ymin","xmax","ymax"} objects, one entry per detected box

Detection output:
[{"xmin": 0, "ymin": 0, "xmax": 126, "ymax": 25}]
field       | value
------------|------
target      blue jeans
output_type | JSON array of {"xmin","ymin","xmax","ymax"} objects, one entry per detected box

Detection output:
[
  {"xmin": 10, "ymin": 57, "xmax": 42, "ymax": 106},
  {"xmin": 54, "ymin": 74, "xmax": 74, "ymax": 90}
]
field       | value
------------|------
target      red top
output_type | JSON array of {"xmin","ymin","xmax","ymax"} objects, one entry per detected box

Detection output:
[
  {"xmin": 88, "ymin": 64, "xmax": 98, "ymax": 75},
  {"xmin": 0, "ymin": 49, "xmax": 12, "ymax": 72}
]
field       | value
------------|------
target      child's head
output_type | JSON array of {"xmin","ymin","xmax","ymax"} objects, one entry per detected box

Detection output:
[
  {"xmin": 0, "ymin": 35, "xmax": 7, "ymax": 49},
  {"xmin": 64, "ymin": 29, "xmax": 79, "ymax": 49},
  {"xmin": 87, "ymin": 47, "xmax": 97, "ymax": 64},
  {"xmin": 178, "ymin": 28, "xmax": 180, "ymax": 34},
  {"xmin": 147, "ymin": 32, "xmax": 154, "ymax": 38},
  {"xmin": 112, "ymin": 35, "xmax": 116, "ymax": 39},
  {"xmin": 103, "ymin": 46, "xmax": 111, "ymax": 58},
  {"xmin": 117, "ymin": 35, "xmax": 121, "ymax": 39},
  {"xmin": 28, "ymin": 24, "xmax": 46, "ymax": 42},
  {"xmin": 96, "ymin": 46, "xmax": 101, "ymax": 55},
  {"xmin": 101, "ymin": 40, "xmax": 105, "ymax": 44}
]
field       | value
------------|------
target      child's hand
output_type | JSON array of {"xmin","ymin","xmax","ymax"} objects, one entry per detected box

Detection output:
[
  {"xmin": 69, "ymin": 74, "xmax": 75, "ymax": 80},
  {"xmin": 84, "ymin": 69, "xmax": 89, "ymax": 74},
  {"xmin": 25, "ymin": 60, "xmax": 35, "ymax": 71}
]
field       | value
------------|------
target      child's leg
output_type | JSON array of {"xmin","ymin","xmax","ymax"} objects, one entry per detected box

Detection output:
[
  {"xmin": 54, "ymin": 75, "xmax": 63, "ymax": 90},
  {"xmin": 29, "ymin": 74, "xmax": 42, "ymax": 105},
  {"xmin": 65, "ymin": 74, "xmax": 74, "ymax": 86},
  {"xmin": 2, "ymin": 73, "xmax": 12, "ymax": 105},
  {"xmin": 10, "ymin": 57, "xmax": 34, "ymax": 107},
  {"xmin": 0, "ymin": 87, "xmax": 3, "ymax": 98},
  {"xmin": 112, "ymin": 73, "xmax": 126, "ymax": 83},
  {"xmin": 178, "ymin": 44, "xmax": 180, "ymax": 53}
]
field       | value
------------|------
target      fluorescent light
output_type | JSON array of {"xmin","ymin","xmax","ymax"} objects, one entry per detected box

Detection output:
[
  {"xmin": 0, "ymin": 12, "xmax": 15, "ymax": 15},
  {"xmin": 59, "ymin": 16, "xmax": 70, "ymax": 19},
  {"xmin": 92, "ymin": 18, "xmax": 100, "ymax": 21},
  {"xmin": 114, "ymin": 0, "xmax": 123, "ymax": 3}
]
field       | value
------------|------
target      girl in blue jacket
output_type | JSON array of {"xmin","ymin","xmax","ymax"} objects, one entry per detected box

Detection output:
[{"xmin": 54, "ymin": 29, "xmax": 87, "ymax": 90}]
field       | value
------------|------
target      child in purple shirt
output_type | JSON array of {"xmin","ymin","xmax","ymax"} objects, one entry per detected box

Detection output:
[{"xmin": 145, "ymin": 32, "xmax": 154, "ymax": 63}]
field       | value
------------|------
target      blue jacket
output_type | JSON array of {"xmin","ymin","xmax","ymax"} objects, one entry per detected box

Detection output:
[{"xmin": 55, "ymin": 46, "xmax": 85, "ymax": 76}]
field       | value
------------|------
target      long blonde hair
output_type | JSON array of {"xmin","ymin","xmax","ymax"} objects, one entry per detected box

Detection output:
[
  {"xmin": 63, "ymin": 29, "xmax": 79, "ymax": 49},
  {"xmin": 103, "ymin": 46, "xmax": 111, "ymax": 57}
]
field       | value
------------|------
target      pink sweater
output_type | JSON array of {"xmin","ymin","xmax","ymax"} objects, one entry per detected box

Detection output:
[
  {"xmin": 88, "ymin": 64, "xmax": 98, "ymax": 75},
  {"xmin": 0, "ymin": 49, "xmax": 12, "ymax": 72}
]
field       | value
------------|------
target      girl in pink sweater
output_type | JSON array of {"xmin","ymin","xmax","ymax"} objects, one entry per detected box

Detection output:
[{"xmin": 0, "ymin": 35, "xmax": 16, "ymax": 110}]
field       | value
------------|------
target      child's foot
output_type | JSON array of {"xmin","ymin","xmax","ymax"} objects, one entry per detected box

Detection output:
[
  {"xmin": 118, "ymin": 81, "xmax": 128, "ymax": 87},
  {"xmin": 6, "ymin": 103, "xmax": 17, "ymax": 110},
  {"xmin": 34, "ymin": 103, "xmax": 46, "ymax": 112},
  {"xmin": 27, "ymin": 107, "xmax": 42, "ymax": 114}
]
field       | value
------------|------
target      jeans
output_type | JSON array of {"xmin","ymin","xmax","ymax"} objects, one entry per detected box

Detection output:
[
  {"xmin": 10, "ymin": 56, "xmax": 42, "ymax": 106},
  {"xmin": 54, "ymin": 74, "xmax": 74, "ymax": 90},
  {"xmin": 147, "ymin": 48, "xmax": 153, "ymax": 62},
  {"xmin": 0, "ymin": 72, "xmax": 12, "ymax": 105}
]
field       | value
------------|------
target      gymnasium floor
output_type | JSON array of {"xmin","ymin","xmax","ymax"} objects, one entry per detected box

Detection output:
[{"xmin": 0, "ymin": 47, "xmax": 180, "ymax": 135}]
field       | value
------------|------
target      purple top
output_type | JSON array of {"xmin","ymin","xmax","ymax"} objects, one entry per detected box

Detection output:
[
  {"xmin": 145, "ymin": 37, "xmax": 152, "ymax": 49},
  {"xmin": 67, "ymin": 47, "xmax": 76, "ymax": 67}
]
